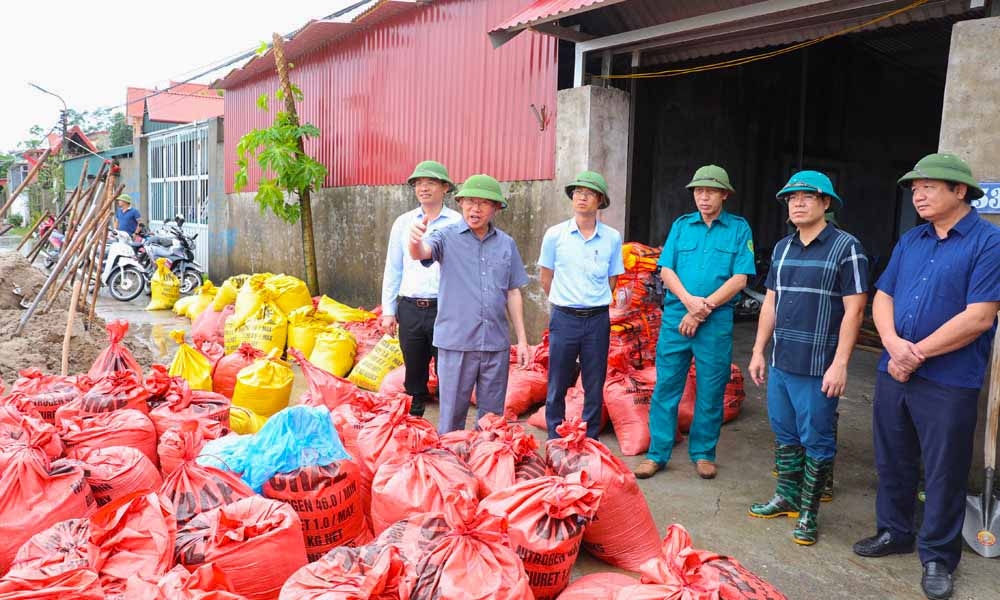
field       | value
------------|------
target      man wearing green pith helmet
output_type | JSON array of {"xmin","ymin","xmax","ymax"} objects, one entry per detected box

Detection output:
[{"xmin": 634, "ymin": 165, "xmax": 755, "ymax": 481}]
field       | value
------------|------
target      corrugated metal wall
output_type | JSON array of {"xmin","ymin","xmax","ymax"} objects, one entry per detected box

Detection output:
[{"xmin": 224, "ymin": 0, "xmax": 558, "ymax": 193}]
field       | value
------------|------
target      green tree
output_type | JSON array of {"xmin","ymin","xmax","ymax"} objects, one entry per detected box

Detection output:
[
  {"xmin": 0, "ymin": 154, "xmax": 13, "ymax": 179},
  {"xmin": 108, "ymin": 112, "xmax": 134, "ymax": 147}
]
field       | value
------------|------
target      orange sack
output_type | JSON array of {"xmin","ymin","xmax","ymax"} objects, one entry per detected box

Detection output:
[
  {"xmin": 88, "ymin": 319, "xmax": 143, "ymax": 379},
  {"xmin": 354, "ymin": 395, "xmax": 438, "ymax": 483},
  {"xmin": 212, "ymin": 343, "xmax": 264, "ymax": 400},
  {"xmin": 124, "ymin": 563, "xmax": 245, "ymax": 600},
  {"xmin": 466, "ymin": 418, "xmax": 543, "ymax": 495},
  {"xmin": 7, "ymin": 369, "xmax": 87, "ymax": 424},
  {"xmin": 158, "ymin": 421, "xmax": 226, "ymax": 477},
  {"xmin": 191, "ymin": 304, "xmax": 234, "ymax": 347},
  {"xmin": 0, "ymin": 404, "xmax": 63, "ymax": 462},
  {"xmin": 58, "ymin": 408, "xmax": 158, "ymax": 467},
  {"xmin": 529, "ymin": 377, "xmax": 609, "ymax": 435},
  {"xmin": 546, "ymin": 418, "xmax": 660, "ymax": 571},
  {"xmin": 370, "ymin": 429, "xmax": 479, "ymax": 535},
  {"xmin": 0, "ymin": 567, "xmax": 104, "ymax": 599},
  {"xmin": 175, "ymin": 496, "xmax": 308, "ymax": 600},
  {"xmin": 263, "ymin": 461, "xmax": 373, "ymax": 562},
  {"xmin": 479, "ymin": 472, "xmax": 603, "ymax": 600},
  {"xmin": 503, "ymin": 345, "xmax": 548, "ymax": 419},
  {"xmin": 279, "ymin": 544, "xmax": 408, "ymax": 600},
  {"xmin": 158, "ymin": 456, "xmax": 256, "ymax": 526},
  {"xmin": 556, "ymin": 573, "xmax": 640, "ymax": 599},
  {"xmin": 9, "ymin": 518, "xmax": 97, "ymax": 575},
  {"xmin": 69, "ymin": 446, "xmax": 163, "ymax": 509},
  {"xmin": 0, "ymin": 448, "xmax": 95, "ymax": 574},
  {"xmin": 290, "ymin": 347, "xmax": 368, "ymax": 410},
  {"xmin": 603, "ymin": 364, "xmax": 657, "ymax": 456},
  {"xmin": 56, "ymin": 371, "xmax": 151, "ymax": 419}
]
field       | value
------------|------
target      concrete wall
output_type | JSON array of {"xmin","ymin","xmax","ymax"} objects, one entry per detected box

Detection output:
[
  {"xmin": 219, "ymin": 177, "xmax": 565, "ymax": 341},
  {"xmin": 939, "ymin": 16, "xmax": 1000, "ymax": 228}
]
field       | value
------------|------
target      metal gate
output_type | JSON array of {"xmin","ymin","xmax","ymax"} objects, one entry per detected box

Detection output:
[{"xmin": 147, "ymin": 122, "xmax": 210, "ymax": 274}]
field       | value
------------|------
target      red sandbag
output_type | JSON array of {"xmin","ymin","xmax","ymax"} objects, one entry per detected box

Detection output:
[
  {"xmin": 125, "ymin": 563, "xmax": 245, "ymax": 600},
  {"xmin": 58, "ymin": 408, "xmax": 158, "ymax": 467},
  {"xmin": 467, "ymin": 418, "xmax": 542, "ymax": 495},
  {"xmin": 175, "ymin": 496, "xmax": 308, "ymax": 600},
  {"xmin": 192, "ymin": 305, "xmax": 233, "ymax": 347},
  {"xmin": 604, "ymin": 364, "xmax": 657, "ymax": 456},
  {"xmin": 0, "ymin": 448, "xmax": 95, "ymax": 574},
  {"xmin": 377, "ymin": 359, "xmax": 439, "ymax": 397},
  {"xmin": 557, "ymin": 573, "xmax": 640, "ymax": 599},
  {"xmin": 56, "ymin": 371, "xmax": 151, "ymax": 420},
  {"xmin": 71, "ymin": 446, "xmax": 163, "ymax": 508},
  {"xmin": 535, "ymin": 331, "xmax": 550, "ymax": 370},
  {"xmin": 546, "ymin": 418, "xmax": 660, "ymax": 571},
  {"xmin": 88, "ymin": 319, "xmax": 142, "ymax": 379},
  {"xmin": 6, "ymin": 370, "xmax": 87, "ymax": 424},
  {"xmin": 0, "ymin": 567, "xmax": 104, "ymax": 599},
  {"xmin": 212, "ymin": 343, "xmax": 263, "ymax": 400},
  {"xmin": 373, "ymin": 511, "xmax": 450, "ymax": 569},
  {"xmin": 158, "ymin": 421, "xmax": 226, "ymax": 477},
  {"xmin": 149, "ymin": 387, "xmax": 231, "ymax": 438},
  {"xmin": 480, "ymin": 472, "xmax": 604, "ymax": 600},
  {"xmin": 0, "ymin": 404, "xmax": 63, "ymax": 463},
  {"xmin": 290, "ymin": 348, "xmax": 369, "ymax": 410},
  {"xmin": 10, "ymin": 519, "xmax": 97, "ymax": 576},
  {"xmin": 678, "ymin": 363, "xmax": 745, "ymax": 433},
  {"xmin": 340, "ymin": 319, "xmax": 383, "ymax": 367},
  {"xmin": 263, "ymin": 461, "xmax": 373, "ymax": 562},
  {"xmin": 354, "ymin": 395, "xmax": 438, "ymax": 482},
  {"xmin": 279, "ymin": 544, "xmax": 407, "ymax": 600},
  {"xmin": 370, "ymin": 429, "xmax": 479, "ymax": 535},
  {"xmin": 159, "ymin": 456, "xmax": 256, "ymax": 526},
  {"xmin": 504, "ymin": 354, "xmax": 548, "ymax": 420},
  {"xmin": 88, "ymin": 490, "xmax": 177, "ymax": 597},
  {"xmin": 613, "ymin": 524, "xmax": 787, "ymax": 600},
  {"xmin": 410, "ymin": 489, "xmax": 532, "ymax": 600},
  {"xmin": 528, "ymin": 377, "xmax": 609, "ymax": 435},
  {"xmin": 439, "ymin": 428, "xmax": 477, "ymax": 463},
  {"xmin": 194, "ymin": 337, "xmax": 226, "ymax": 368}
]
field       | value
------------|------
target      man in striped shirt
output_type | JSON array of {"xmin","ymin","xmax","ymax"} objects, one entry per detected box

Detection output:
[{"xmin": 747, "ymin": 170, "xmax": 869, "ymax": 546}]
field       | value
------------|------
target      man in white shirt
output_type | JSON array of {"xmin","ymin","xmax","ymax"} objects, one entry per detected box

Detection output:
[{"xmin": 380, "ymin": 160, "xmax": 463, "ymax": 416}]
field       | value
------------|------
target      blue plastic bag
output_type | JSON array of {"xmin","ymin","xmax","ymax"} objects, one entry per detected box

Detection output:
[
  {"xmin": 197, "ymin": 433, "xmax": 252, "ymax": 474},
  {"xmin": 202, "ymin": 405, "xmax": 351, "ymax": 493}
]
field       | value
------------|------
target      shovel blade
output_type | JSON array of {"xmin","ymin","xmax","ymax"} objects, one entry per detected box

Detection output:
[{"xmin": 963, "ymin": 493, "xmax": 1000, "ymax": 558}]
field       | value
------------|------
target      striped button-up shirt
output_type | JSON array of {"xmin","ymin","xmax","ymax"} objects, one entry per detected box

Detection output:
[{"xmin": 765, "ymin": 223, "xmax": 869, "ymax": 377}]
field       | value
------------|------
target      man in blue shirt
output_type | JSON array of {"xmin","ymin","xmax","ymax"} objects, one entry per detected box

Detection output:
[
  {"xmin": 114, "ymin": 194, "xmax": 141, "ymax": 237},
  {"xmin": 634, "ymin": 165, "xmax": 756, "ymax": 480},
  {"xmin": 538, "ymin": 170, "xmax": 625, "ymax": 440},
  {"xmin": 380, "ymin": 160, "xmax": 462, "ymax": 417},
  {"xmin": 409, "ymin": 174, "xmax": 530, "ymax": 433},
  {"xmin": 852, "ymin": 153, "xmax": 1000, "ymax": 600},
  {"xmin": 746, "ymin": 171, "xmax": 869, "ymax": 546}
]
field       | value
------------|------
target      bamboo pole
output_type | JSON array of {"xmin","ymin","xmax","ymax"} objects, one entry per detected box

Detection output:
[
  {"xmin": 85, "ymin": 211, "xmax": 114, "ymax": 329},
  {"xmin": 15, "ymin": 210, "xmax": 51, "ymax": 252},
  {"xmin": 0, "ymin": 148, "xmax": 51, "ymax": 219},
  {"xmin": 41, "ymin": 179, "xmax": 109, "ymax": 305},
  {"xmin": 16, "ymin": 173, "xmax": 117, "ymax": 335},
  {"xmin": 61, "ymin": 278, "xmax": 84, "ymax": 376},
  {"xmin": 26, "ymin": 162, "xmax": 105, "ymax": 264}
]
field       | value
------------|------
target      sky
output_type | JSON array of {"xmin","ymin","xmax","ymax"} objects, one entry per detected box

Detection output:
[{"xmin": 0, "ymin": 0, "xmax": 367, "ymax": 151}]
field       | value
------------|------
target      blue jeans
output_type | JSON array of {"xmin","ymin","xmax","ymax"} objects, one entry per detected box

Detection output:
[
  {"xmin": 766, "ymin": 366, "xmax": 838, "ymax": 461},
  {"xmin": 545, "ymin": 307, "xmax": 610, "ymax": 439}
]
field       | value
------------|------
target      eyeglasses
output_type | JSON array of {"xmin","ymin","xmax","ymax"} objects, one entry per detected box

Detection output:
[
  {"xmin": 784, "ymin": 191, "xmax": 822, "ymax": 204},
  {"xmin": 572, "ymin": 188, "xmax": 600, "ymax": 200},
  {"xmin": 461, "ymin": 198, "xmax": 496, "ymax": 208}
]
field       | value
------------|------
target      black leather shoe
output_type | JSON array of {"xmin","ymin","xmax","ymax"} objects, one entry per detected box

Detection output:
[
  {"xmin": 921, "ymin": 561, "xmax": 953, "ymax": 600},
  {"xmin": 852, "ymin": 530, "xmax": 915, "ymax": 557}
]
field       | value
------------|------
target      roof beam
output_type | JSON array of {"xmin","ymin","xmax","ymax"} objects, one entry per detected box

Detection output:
[
  {"xmin": 528, "ymin": 22, "xmax": 596, "ymax": 43},
  {"xmin": 572, "ymin": 0, "xmax": 910, "ymax": 86}
]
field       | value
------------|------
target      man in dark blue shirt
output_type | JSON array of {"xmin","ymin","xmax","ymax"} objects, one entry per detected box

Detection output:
[
  {"xmin": 746, "ymin": 171, "xmax": 869, "ymax": 547},
  {"xmin": 114, "ymin": 194, "xmax": 141, "ymax": 237},
  {"xmin": 852, "ymin": 153, "xmax": 1000, "ymax": 600}
]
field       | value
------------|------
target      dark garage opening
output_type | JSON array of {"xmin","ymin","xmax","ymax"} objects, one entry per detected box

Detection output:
[{"xmin": 626, "ymin": 17, "xmax": 963, "ymax": 276}]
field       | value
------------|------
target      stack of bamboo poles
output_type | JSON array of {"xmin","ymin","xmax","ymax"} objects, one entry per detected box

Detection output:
[{"xmin": 13, "ymin": 161, "xmax": 122, "ymax": 374}]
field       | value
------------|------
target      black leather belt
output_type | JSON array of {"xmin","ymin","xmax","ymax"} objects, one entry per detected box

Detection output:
[
  {"xmin": 553, "ymin": 304, "xmax": 609, "ymax": 318},
  {"xmin": 400, "ymin": 296, "xmax": 437, "ymax": 309}
]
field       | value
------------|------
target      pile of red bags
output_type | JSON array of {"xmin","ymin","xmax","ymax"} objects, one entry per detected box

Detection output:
[{"xmin": 678, "ymin": 361, "xmax": 746, "ymax": 433}]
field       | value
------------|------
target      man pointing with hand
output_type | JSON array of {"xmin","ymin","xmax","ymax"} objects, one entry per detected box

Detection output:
[{"xmin": 409, "ymin": 174, "xmax": 530, "ymax": 434}]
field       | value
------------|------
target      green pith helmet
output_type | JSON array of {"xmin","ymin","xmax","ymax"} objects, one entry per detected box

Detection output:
[
  {"xmin": 407, "ymin": 160, "xmax": 456, "ymax": 193},
  {"xmin": 897, "ymin": 152, "xmax": 984, "ymax": 200},
  {"xmin": 116, "ymin": 193, "xmax": 132, "ymax": 204},
  {"xmin": 686, "ymin": 164, "xmax": 735, "ymax": 194},
  {"xmin": 564, "ymin": 170, "xmax": 610, "ymax": 209},
  {"xmin": 455, "ymin": 174, "xmax": 506, "ymax": 209},
  {"xmin": 777, "ymin": 170, "xmax": 843, "ymax": 210}
]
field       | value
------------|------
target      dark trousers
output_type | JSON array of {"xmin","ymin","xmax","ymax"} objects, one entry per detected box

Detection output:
[
  {"xmin": 545, "ymin": 306, "xmax": 610, "ymax": 440},
  {"xmin": 873, "ymin": 371, "xmax": 979, "ymax": 572},
  {"xmin": 397, "ymin": 298, "xmax": 438, "ymax": 416}
]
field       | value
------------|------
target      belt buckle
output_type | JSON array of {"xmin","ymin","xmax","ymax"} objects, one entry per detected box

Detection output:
[{"xmin": 415, "ymin": 299, "xmax": 432, "ymax": 309}]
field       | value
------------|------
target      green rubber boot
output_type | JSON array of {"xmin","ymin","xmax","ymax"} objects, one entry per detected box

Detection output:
[
  {"xmin": 793, "ymin": 456, "xmax": 834, "ymax": 545},
  {"xmin": 749, "ymin": 445, "xmax": 803, "ymax": 519}
]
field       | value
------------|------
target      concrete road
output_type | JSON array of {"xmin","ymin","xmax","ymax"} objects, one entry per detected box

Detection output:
[{"xmin": 96, "ymin": 294, "xmax": 996, "ymax": 599}]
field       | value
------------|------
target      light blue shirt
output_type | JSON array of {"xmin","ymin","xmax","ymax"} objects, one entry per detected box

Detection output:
[
  {"xmin": 381, "ymin": 204, "xmax": 462, "ymax": 316},
  {"xmin": 538, "ymin": 218, "xmax": 625, "ymax": 308}
]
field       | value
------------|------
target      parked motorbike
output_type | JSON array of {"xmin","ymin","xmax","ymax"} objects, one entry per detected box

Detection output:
[
  {"xmin": 36, "ymin": 215, "xmax": 65, "ymax": 271},
  {"xmin": 102, "ymin": 230, "xmax": 147, "ymax": 301},
  {"xmin": 734, "ymin": 247, "xmax": 771, "ymax": 320},
  {"xmin": 138, "ymin": 215, "xmax": 204, "ymax": 294}
]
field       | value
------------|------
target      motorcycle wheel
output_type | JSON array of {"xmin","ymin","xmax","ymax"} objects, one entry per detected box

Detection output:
[
  {"xmin": 179, "ymin": 269, "xmax": 203, "ymax": 295},
  {"xmin": 108, "ymin": 266, "xmax": 145, "ymax": 302}
]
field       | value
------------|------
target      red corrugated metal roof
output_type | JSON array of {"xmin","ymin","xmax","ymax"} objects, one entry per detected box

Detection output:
[
  {"xmin": 126, "ymin": 84, "xmax": 223, "ymax": 124},
  {"xmin": 490, "ymin": 0, "xmax": 625, "ymax": 32},
  {"xmin": 44, "ymin": 126, "xmax": 97, "ymax": 154}
]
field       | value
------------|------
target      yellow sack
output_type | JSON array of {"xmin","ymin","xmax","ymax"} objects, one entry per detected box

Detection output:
[
  {"xmin": 265, "ymin": 274, "xmax": 313, "ymax": 317},
  {"xmin": 173, "ymin": 295, "xmax": 198, "ymax": 318},
  {"xmin": 309, "ymin": 326, "xmax": 357, "ymax": 378},
  {"xmin": 146, "ymin": 258, "xmax": 181, "ymax": 311},
  {"xmin": 224, "ymin": 302, "xmax": 287, "ymax": 356},
  {"xmin": 348, "ymin": 334, "xmax": 403, "ymax": 391},
  {"xmin": 232, "ymin": 349, "xmax": 293, "ymax": 417},
  {"xmin": 287, "ymin": 306, "xmax": 335, "ymax": 357},
  {"xmin": 231, "ymin": 273, "xmax": 274, "ymax": 329},
  {"xmin": 212, "ymin": 274, "xmax": 250, "ymax": 311},
  {"xmin": 229, "ymin": 405, "xmax": 268, "ymax": 434},
  {"xmin": 167, "ymin": 330, "xmax": 213, "ymax": 391},
  {"xmin": 316, "ymin": 296, "xmax": 377, "ymax": 323},
  {"xmin": 187, "ymin": 280, "xmax": 218, "ymax": 320}
]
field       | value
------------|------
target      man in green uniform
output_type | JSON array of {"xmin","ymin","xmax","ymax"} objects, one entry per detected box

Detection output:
[{"xmin": 634, "ymin": 165, "xmax": 756, "ymax": 479}]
